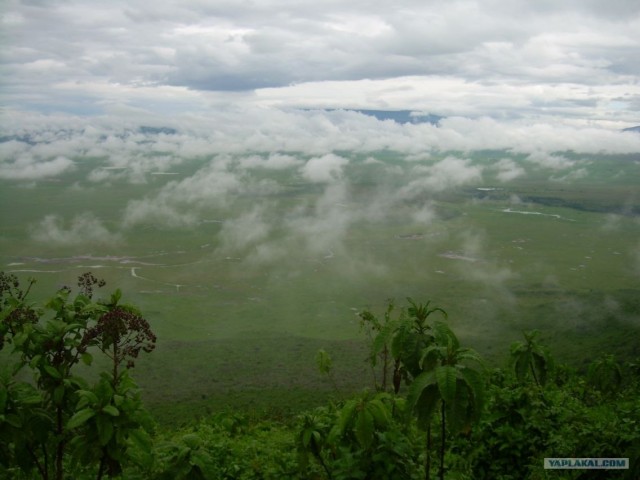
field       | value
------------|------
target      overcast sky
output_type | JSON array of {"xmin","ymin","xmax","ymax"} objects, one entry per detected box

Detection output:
[{"xmin": 1, "ymin": 0, "xmax": 639, "ymax": 128}]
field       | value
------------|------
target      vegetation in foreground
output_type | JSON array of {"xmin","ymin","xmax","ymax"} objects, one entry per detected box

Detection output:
[{"xmin": 1, "ymin": 273, "xmax": 639, "ymax": 479}]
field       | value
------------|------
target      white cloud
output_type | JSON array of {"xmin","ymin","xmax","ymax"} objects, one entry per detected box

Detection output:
[
  {"xmin": 399, "ymin": 156, "xmax": 483, "ymax": 198},
  {"xmin": 494, "ymin": 158, "xmax": 526, "ymax": 182},
  {"xmin": 525, "ymin": 152, "xmax": 575, "ymax": 170},
  {"xmin": 284, "ymin": 181, "xmax": 353, "ymax": 256},
  {"xmin": 218, "ymin": 206, "xmax": 272, "ymax": 252},
  {"xmin": 122, "ymin": 159, "xmax": 241, "ymax": 228},
  {"xmin": 0, "ymin": 155, "xmax": 75, "ymax": 180},
  {"xmin": 1, "ymin": 0, "xmax": 639, "ymax": 125},
  {"xmin": 300, "ymin": 153, "xmax": 349, "ymax": 183},
  {"xmin": 30, "ymin": 213, "xmax": 121, "ymax": 246},
  {"xmin": 239, "ymin": 153, "xmax": 302, "ymax": 170}
]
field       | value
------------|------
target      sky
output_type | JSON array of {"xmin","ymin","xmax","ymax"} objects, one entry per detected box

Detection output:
[{"xmin": 1, "ymin": 0, "xmax": 640, "ymax": 129}]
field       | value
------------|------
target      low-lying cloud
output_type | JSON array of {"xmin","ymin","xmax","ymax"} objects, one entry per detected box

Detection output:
[
  {"xmin": 0, "ymin": 153, "xmax": 74, "ymax": 180},
  {"xmin": 30, "ymin": 213, "xmax": 121, "ymax": 246},
  {"xmin": 301, "ymin": 154, "xmax": 349, "ymax": 183},
  {"xmin": 399, "ymin": 156, "xmax": 483, "ymax": 198}
]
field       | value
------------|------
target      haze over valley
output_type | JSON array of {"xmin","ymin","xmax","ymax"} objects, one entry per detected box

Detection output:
[{"xmin": 2, "ymin": 0, "xmax": 640, "ymax": 414}]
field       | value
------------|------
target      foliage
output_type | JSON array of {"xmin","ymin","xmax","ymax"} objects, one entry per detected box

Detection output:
[
  {"xmin": 315, "ymin": 348, "xmax": 341, "ymax": 396},
  {"xmin": 358, "ymin": 301, "xmax": 399, "ymax": 392},
  {"xmin": 3, "ymin": 277, "xmax": 639, "ymax": 480},
  {"xmin": 297, "ymin": 392, "xmax": 422, "ymax": 480},
  {"xmin": 587, "ymin": 354, "xmax": 622, "ymax": 395},
  {"xmin": 510, "ymin": 330, "xmax": 553, "ymax": 389},
  {"xmin": 152, "ymin": 413, "xmax": 302, "ymax": 480},
  {"xmin": 0, "ymin": 272, "xmax": 156, "ymax": 480}
]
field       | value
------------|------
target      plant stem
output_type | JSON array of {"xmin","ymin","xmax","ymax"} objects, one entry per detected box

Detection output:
[
  {"xmin": 113, "ymin": 342, "xmax": 118, "ymax": 384},
  {"xmin": 55, "ymin": 405, "xmax": 64, "ymax": 480},
  {"xmin": 26, "ymin": 445, "xmax": 48, "ymax": 480},
  {"xmin": 440, "ymin": 401, "xmax": 446, "ymax": 480},
  {"xmin": 381, "ymin": 345, "xmax": 389, "ymax": 391},
  {"xmin": 96, "ymin": 454, "xmax": 105, "ymax": 480},
  {"xmin": 425, "ymin": 425, "xmax": 431, "ymax": 480}
]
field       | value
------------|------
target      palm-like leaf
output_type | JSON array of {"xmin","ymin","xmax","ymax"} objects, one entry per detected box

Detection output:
[{"xmin": 436, "ymin": 365, "xmax": 457, "ymax": 404}]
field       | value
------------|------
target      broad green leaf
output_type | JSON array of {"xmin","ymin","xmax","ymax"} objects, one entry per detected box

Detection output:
[
  {"xmin": 64, "ymin": 323, "xmax": 83, "ymax": 333},
  {"xmin": 460, "ymin": 367, "xmax": 485, "ymax": 415},
  {"xmin": 17, "ymin": 384, "xmax": 42, "ymax": 405},
  {"xmin": 436, "ymin": 365, "xmax": 458, "ymax": 404},
  {"xmin": 102, "ymin": 405, "xmax": 120, "ymax": 417},
  {"xmin": 419, "ymin": 344, "xmax": 442, "ymax": 370},
  {"xmin": 446, "ymin": 380, "xmax": 472, "ymax": 433},
  {"xmin": 29, "ymin": 354, "xmax": 42, "ymax": 369},
  {"xmin": 127, "ymin": 428, "xmax": 154, "ymax": 469},
  {"xmin": 67, "ymin": 408, "xmax": 95, "ymax": 429},
  {"xmin": 44, "ymin": 365, "xmax": 61, "ymax": 380},
  {"xmin": 533, "ymin": 352, "xmax": 548, "ymax": 386},
  {"xmin": 415, "ymin": 385, "xmax": 440, "ymax": 429},
  {"xmin": 77, "ymin": 390, "xmax": 99, "ymax": 409},
  {"xmin": 355, "ymin": 409, "xmax": 374, "ymax": 449},
  {"xmin": 367, "ymin": 398, "xmax": 391, "ymax": 427},
  {"xmin": 97, "ymin": 414, "xmax": 114, "ymax": 446},
  {"xmin": 407, "ymin": 370, "xmax": 436, "ymax": 409},
  {"xmin": 335, "ymin": 399, "xmax": 357, "ymax": 437},
  {"xmin": 433, "ymin": 321, "xmax": 459, "ymax": 350},
  {"xmin": 514, "ymin": 352, "xmax": 529, "ymax": 383},
  {"xmin": 81, "ymin": 352, "xmax": 93, "ymax": 366}
]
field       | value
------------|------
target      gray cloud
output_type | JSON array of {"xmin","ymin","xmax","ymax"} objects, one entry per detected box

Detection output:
[{"xmin": 1, "ymin": 0, "xmax": 639, "ymax": 125}]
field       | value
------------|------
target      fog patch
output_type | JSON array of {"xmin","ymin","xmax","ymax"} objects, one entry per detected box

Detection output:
[
  {"xmin": 455, "ymin": 231, "xmax": 517, "ymax": 301},
  {"xmin": 30, "ymin": 213, "xmax": 121, "ymax": 246},
  {"xmin": 122, "ymin": 160, "xmax": 242, "ymax": 228},
  {"xmin": 494, "ymin": 158, "xmax": 525, "ymax": 182},
  {"xmin": 0, "ymin": 155, "xmax": 75, "ymax": 180},
  {"xmin": 601, "ymin": 214, "xmax": 622, "ymax": 232},
  {"xmin": 412, "ymin": 203, "xmax": 438, "ymax": 225},
  {"xmin": 551, "ymin": 168, "xmax": 588, "ymax": 183},
  {"xmin": 301, "ymin": 153, "xmax": 349, "ymax": 183},
  {"xmin": 399, "ymin": 156, "xmax": 483, "ymax": 198},
  {"xmin": 525, "ymin": 152, "xmax": 575, "ymax": 170},
  {"xmin": 286, "ymin": 182, "xmax": 353, "ymax": 255},
  {"xmin": 218, "ymin": 206, "xmax": 272, "ymax": 252},
  {"xmin": 239, "ymin": 153, "xmax": 302, "ymax": 170}
]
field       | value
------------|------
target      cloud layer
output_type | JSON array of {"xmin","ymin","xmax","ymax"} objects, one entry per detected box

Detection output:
[{"xmin": 1, "ymin": 0, "xmax": 639, "ymax": 125}]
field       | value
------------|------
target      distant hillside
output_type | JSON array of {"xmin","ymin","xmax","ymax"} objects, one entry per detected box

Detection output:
[
  {"xmin": 622, "ymin": 125, "xmax": 640, "ymax": 133},
  {"xmin": 350, "ymin": 109, "xmax": 442, "ymax": 125},
  {"xmin": 139, "ymin": 126, "xmax": 178, "ymax": 135},
  {"xmin": 317, "ymin": 109, "xmax": 442, "ymax": 125}
]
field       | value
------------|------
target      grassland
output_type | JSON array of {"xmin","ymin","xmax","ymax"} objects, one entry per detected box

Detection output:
[{"xmin": 1, "ymin": 149, "xmax": 639, "ymax": 424}]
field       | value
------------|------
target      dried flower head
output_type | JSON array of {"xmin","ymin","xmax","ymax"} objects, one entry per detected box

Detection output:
[
  {"xmin": 80, "ymin": 307, "xmax": 156, "ymax": 369},
  {"xmin": 77, "ymin": 272, "xmax": 106, "ymax": 299}
]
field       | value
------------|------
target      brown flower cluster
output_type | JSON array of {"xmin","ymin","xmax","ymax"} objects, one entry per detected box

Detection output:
[
  {"xmin": 77, "ymin": 272, "xmax": 107, "ymax": 299},
  {"xmin": 80, "ymin": 307, "xmax": 156, "ymax": 369},
  {"xmin": 0, "ymin": 272, "xmax": 38, "ymax": 350}
]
